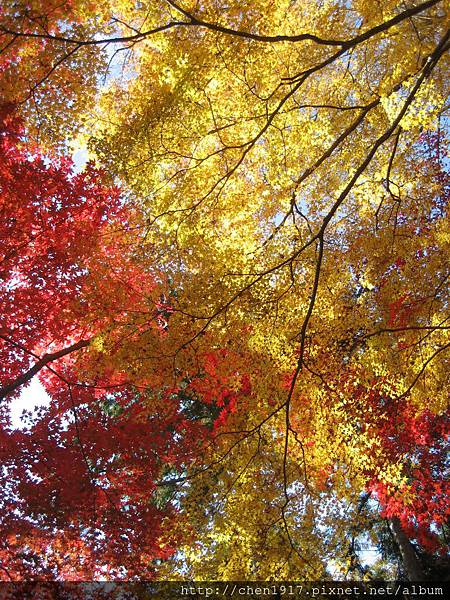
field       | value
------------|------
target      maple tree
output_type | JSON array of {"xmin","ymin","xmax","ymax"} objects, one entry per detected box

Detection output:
[
  {"xmin": 0, "ymin": 104, "xmax": 219, "ymax": 579},
  {"xmin": 0, "ymin": 0, "xmax": 449, "ymax": 582}
]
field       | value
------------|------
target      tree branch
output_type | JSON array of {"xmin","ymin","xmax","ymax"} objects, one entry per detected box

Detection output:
[{"xmin": 0, "ymin": 337, "xmax": 90, "ymax": 400}]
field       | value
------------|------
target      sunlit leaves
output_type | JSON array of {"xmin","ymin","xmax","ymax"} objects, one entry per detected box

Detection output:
[{"xmin": 1, "ymin": 0, "xmax": 449, "ymax": 581}]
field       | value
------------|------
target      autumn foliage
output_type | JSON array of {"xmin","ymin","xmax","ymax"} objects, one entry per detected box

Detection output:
[
  {"xmin": 0, "ymin": 105, "xmax": 214, "ymax": 578},
  {"xmin": 0, "ymin": 0, "xmax": 449, "ymax": 583}
]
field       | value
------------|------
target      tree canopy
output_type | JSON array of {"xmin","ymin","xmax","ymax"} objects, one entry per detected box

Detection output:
[{"xmin": 0, "ymin": 0, "xmax": 449, "ymax": 582}]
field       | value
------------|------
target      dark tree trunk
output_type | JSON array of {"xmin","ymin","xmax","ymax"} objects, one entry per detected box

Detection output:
[{"xmin": 389, "ymin": 517, "xmax": 426, "ymax": 581}]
